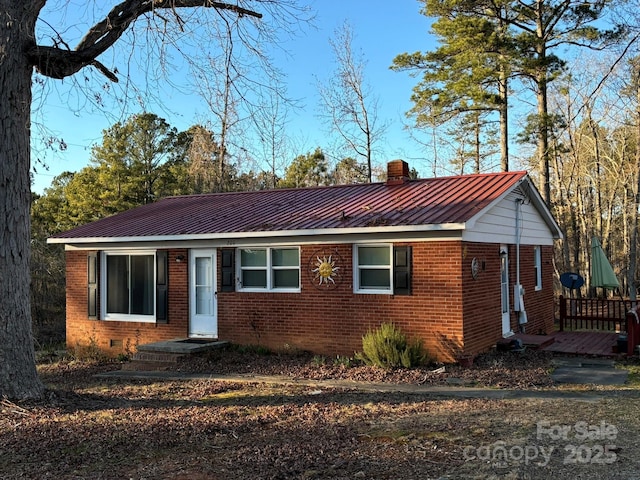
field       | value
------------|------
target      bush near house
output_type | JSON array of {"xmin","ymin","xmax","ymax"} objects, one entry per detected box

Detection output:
[{"xmin": 356, "ymin": 323, "xmax": 427, "ymax": 369}]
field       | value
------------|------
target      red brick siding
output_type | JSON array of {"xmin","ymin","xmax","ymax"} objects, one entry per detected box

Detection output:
[
  {"xmin": 516, "ymin": 245, "xmax": 555, "ymax": 334},
  {"xmin": 460, "ymin": 243, "xmax": 503, "ymax": 356},
  {"xmin": 461, "ymin": 243, "xmax": 554, "ymax": 356},
  {"xmin": 218, "ymin": 243, "xmax": 465, "ymax": 362},
  {"xmin": 65, "ymin": 241, "xmax": 554, "ymax": 362},
  {"xmin": 66, "ymin": 249, "xmax": 189, "ymax": 356}
]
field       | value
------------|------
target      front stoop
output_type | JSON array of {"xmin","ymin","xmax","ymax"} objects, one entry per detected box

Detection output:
[{"xmin": 121, "ymin": 338, "xmax": 229, "ymax": 371}]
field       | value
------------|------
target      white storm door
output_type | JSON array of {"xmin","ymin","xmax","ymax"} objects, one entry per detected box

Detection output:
[
  {"xmin": 189, "ymin": 249, "xmax": 218, "ymax": 337},
  {"xmin": 500, "ymin": 245, "xmax": 511, "ymax": 336}
]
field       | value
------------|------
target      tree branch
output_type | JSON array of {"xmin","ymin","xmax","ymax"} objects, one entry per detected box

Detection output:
[{"xmin": 27, "ymin": 0, "xmax": 262, "ymax": 81}]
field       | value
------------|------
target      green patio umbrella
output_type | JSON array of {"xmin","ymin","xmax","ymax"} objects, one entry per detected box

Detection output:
[{"xmin": 591, "ymin": 236, "xmax": 619, "ymax": 290}]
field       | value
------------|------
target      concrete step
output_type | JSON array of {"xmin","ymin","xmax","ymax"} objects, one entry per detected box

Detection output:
[
  {"xmin": 131, "ymin": 351, "xmax": 187, "ymax": 363},
  {"xmin": 137, "ymin": 339, "xmax": 229, "ymax": 354},
  {"xmin": 513, "ymin": 333, "xmax": 555, "ymax": 349},
  {"xmin": 121, "ymin": 360, "xmax": 178, "ymax": 371},
  {"xmin": 121, "ymin": 351, "xmax": 188, "ymax": 371},
  {"xmin": 122, "ymin": 339, "xmax": 229, "ymax": 372}
]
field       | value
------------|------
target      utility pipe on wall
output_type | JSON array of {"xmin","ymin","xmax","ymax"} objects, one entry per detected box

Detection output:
[{"xmin": 514, "ymin": 198, "xmax": 528, "ymax": 329}]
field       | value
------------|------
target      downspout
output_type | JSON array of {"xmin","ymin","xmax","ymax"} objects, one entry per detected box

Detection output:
[
  {"xmin": 515, "ymin": 198, "xmax": 528, "ymax": 331},
  {"xmin": 516, "ymin": 198, "xmax": 521, "ymax": 293}
]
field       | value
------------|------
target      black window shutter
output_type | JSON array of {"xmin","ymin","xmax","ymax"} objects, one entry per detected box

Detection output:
[
  {"xmin": 87, "ymin": 253, "xmax": 98, "ymax": 319},
  {"xmin": 221, "ymin": 249, "xmax": 235, "ymax": 292},
  {"xmin": 156, "ymin": 251, "xmax": 169, "ymax": 323},
  {"xmin": 393, "ymin": 246, "xmax": 412, "ymax": 295}
]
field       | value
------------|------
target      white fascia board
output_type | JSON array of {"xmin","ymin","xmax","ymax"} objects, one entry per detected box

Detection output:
[
  {"xmin": 49, "ymin": 222, "xmax": 467, "ymax": 246},
  {"xmin": 62, "ymin": 231, "xmax": 464, "ymax": 251}
]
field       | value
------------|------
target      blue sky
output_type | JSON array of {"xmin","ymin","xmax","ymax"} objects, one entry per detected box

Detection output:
[{"xmin": 31, "ymin": 1, "xmax": 436, "ymax": 194}]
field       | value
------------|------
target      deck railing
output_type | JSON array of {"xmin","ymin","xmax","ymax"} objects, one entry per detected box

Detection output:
[
  {"xmin": 558, "ymin": 295, "xmax": 632, "ymax": 332},
  {"xmin": 627, "ymin": 305, "xmax": 640, "ymax": 355}
]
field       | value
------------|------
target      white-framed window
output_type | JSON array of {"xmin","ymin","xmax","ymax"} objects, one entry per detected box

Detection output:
[
  {"xmin": 534, "ymin": 245, "xmax": 542, "ymax": 291},
  {"xmin": 101, "ymin": 250, "xmax": 156, "ymax": 322},
  {"xmin": 237, "ymin": 247, "xmax": 300, "ymax": 292},
  {"xmin": 354, "ymin": 244, "xmax": 393, "ymax": 294}
]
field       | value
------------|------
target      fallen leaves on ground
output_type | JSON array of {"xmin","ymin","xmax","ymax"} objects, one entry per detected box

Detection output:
[
  {"xmin": 175, "ymin": 348, "xmax": 556, "ymax": 390},
  {"xmin": 3, "ymin": 351, "xmax": 638, "ymax": 479}
]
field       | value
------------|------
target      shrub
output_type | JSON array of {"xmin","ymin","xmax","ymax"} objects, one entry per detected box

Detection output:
[
  {"xmin": 356, "ymin": 323, "xmax": 426, "ymax": 369},
  {"xmin": 312, "ymin": 355, "xmax": 327, "ymax": 366},
  {"xmin": 69, "ymin": 329, "xmax": 107, "ymax": 362},
  {"xmin": 68, "ymin": 343, "xmax": 107, "ymax": 362},
  {"xmin": 333, "ymin": 355, "xmax": 354, "ymax": 367},
  {"xmin": 232, "ymin": 344, "xmax": 272, "ymax": 355}
]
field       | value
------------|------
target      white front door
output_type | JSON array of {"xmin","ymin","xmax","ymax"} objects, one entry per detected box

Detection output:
[
  {"xmin": 500, "ymin": 245, "xmax": 512, "ymax": 336},
  {"xmin": 189, "ymin": 249, "xmax": 217, "ymax": 337}
]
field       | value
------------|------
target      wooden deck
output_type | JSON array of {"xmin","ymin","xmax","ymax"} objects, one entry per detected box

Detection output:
[
  {"xmin": 514, "ymin": 331, "xmax": 622, "ymax": 357},
  {"xmin": 554, "ymin": 296, "xmax": 638, "ymax": 356},
  {"xmin": 543, "ymin": 331, "xmax": 620, "ymax": 356}
]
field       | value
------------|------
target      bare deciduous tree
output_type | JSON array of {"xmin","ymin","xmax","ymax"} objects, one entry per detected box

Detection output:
[
  {"xmin": 316, "ymin": 21, "xmax": 387, "ymax": 183},
  {"xmin": 252, "ymin": 86, "xmax": 291, "ymax": 188},
  {"xmin": 0, "ymin": 0, "xmax": 309, "ymax": 400}
]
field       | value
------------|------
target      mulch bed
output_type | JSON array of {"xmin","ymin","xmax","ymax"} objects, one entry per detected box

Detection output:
[{"xmin": 171, "ymin": 347, "xmax": 556, "ymax": 390}]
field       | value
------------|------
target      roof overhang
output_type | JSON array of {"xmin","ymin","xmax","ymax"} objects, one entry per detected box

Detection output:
[{"xmin": 48, "ymin": 222, "xmax": 468, "ymax": 246}]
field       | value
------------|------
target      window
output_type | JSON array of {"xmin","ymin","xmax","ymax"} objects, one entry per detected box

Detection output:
[
  {"xmin": 101, "ymin": 251, "xmax": 156, "ymax": 322},
  {"xmin": 534, "ymin": 246, "xmax": 542, "ymax": 291},
  {"xmin": 237, "ymin": 247, "xmax": 300, "ymax": 292},
  {"xmin": 271, "ymin": 248, "xmax": 300, "ymax": 289},
  {"xmin": 354, "ymin": 245, "xmax": 413, "ymax": 295},
  {"xmin": 354, "ymin": 244, "xmax": 392, "ymax": 293}
]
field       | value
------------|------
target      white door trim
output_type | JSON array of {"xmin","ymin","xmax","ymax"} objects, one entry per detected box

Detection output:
[
  {"xmin": 189, "ymin": 249, "xmax": 218, "ymax": 338},
  {"xmin": 500, "ymin": 245, "xmax": 512, "ymax": 337}
]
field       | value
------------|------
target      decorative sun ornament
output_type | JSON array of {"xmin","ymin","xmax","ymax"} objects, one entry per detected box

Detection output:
[
  {"xmin": 314, "ymin": 255, "xmax": 339, "ymax": 284},
  {"xmin": 308, "ymin": 249, "xmax": 343, "ymax": 290}
]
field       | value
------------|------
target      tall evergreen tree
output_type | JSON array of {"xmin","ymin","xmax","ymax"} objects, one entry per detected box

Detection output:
[
  {"xmin": 395, "ymin": 0, "xmax": 624, "ymax": 203},
  {"xmin": 505, "ymin": 0, "xmax": 623, "ymax": 205},
  {"xmin": 279, "ymin": 148, "xmax": 330, "ymax": 188},
  {"xmin": 332, "ymin": 157, "xmax": 369, "ymax": 184},
  {"xmin": 392, "ymin": 0, "xmax": 515, "ymax": 172},
  {"xmin": 90, "ymin": 113, "xmax": 183, "ymax": 207}
]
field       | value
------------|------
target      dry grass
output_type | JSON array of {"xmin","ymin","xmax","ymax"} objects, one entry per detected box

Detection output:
[{"xmin": 1, "ymin": 357, "xmax": 639, "ymax": 479}]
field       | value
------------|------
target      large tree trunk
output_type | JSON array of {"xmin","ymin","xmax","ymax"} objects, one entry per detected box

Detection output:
[
  {"xmin": 0, "ymin": 2, "xmax": 45, "ymax": 399},
  {"xmin": 628, "ymin": 72, "xmax": 640, "ymax": 303},
  {"xmin": 536, "ymin": 71, "xmax": 551, "ymax": 206},
  {"xmin": 498, "ymin": 65, "xmax": 509, "ymax": 172},
  {"xmin": 534, "ymin": 0, "xmax": 551, "ymax": 206}
]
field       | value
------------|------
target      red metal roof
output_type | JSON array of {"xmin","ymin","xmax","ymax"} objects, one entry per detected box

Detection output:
[{"xmin": 50, "ymin": 171, "xmax": 529, "ymax": 241}]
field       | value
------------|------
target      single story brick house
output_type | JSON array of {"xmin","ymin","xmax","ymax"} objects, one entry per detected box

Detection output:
[{"xmin": 49, "ymin": 160, "xmax": 562, "ymax": 362}]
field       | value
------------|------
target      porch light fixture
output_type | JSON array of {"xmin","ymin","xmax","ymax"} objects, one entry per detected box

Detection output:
[{"xmin": 175, "ymin": 254, "xmax": 185, "ymax": 263}]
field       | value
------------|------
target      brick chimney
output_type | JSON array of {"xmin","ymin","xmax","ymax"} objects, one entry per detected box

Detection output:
[{"xmin": 386, "ymin": 159, "xmax": 410, "ymax": 185}]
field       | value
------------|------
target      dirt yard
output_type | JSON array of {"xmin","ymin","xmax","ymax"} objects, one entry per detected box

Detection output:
[{"xmin": 2, "ymin": 350, "xmax": 640, "ymax": 479}]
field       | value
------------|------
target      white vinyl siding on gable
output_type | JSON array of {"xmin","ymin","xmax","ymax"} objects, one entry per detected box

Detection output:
[{"xmin": 464, "ymin": 191, "xmax": 555, "ymax": 245}]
